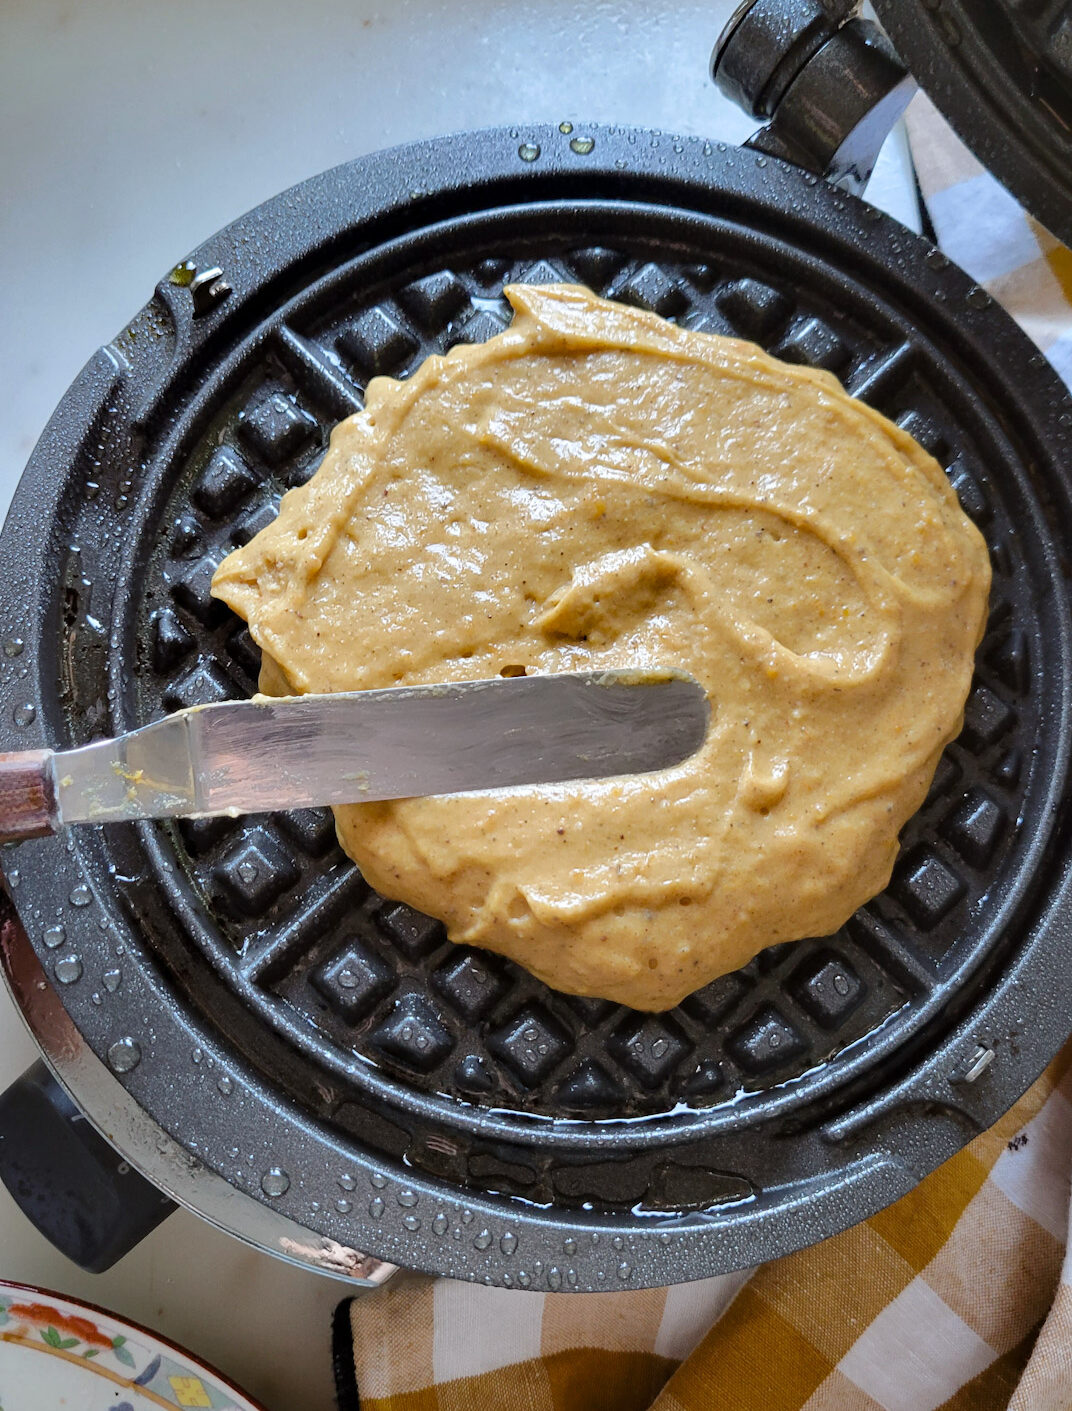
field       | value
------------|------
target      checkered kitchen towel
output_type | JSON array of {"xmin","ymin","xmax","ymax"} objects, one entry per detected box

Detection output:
[{"xmin": 335, "ymin": 98, "xmax": 1072, "ymax": 1411}]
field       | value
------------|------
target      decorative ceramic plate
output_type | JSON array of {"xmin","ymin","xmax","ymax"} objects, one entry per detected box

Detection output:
[{"xmin": 0, "ymin": 1280, "xmax": 264, "ymax": 1410}]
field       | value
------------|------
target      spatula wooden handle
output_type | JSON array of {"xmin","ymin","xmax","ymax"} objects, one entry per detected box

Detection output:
[{"xmin": 0, "ymin": 751, "xmax": 55, "ymax": 842}]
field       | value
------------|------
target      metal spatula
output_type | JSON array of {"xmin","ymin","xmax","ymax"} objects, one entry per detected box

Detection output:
[{"xmin": 0, "ymin": 670, "xmax": 708, "ymax": 842}]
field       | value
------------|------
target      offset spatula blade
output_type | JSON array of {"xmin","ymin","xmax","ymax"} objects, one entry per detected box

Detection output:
[{"xmin": 50, "ymin": 670, "xmax": 708, "ymax": 826}]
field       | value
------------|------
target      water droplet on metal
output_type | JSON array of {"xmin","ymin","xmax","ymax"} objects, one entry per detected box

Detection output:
[
  {"xmin": 966, "ymin": 285, "xmax": 991, "ymax": 309},
  {"xmin": 547, "ymin": 1266, "xmax": 563, "ymax": 1290},
  {"xmin": 54, "ymin": 955, "xmax": 83, "ymax": 984},
  {"xmin": 370, "ymin": 1172, "xmax": 387, "ymax": 1188},
  {"xmin": 107, "ymin": 1037, "xmax": 141, "ymax": 1073},
  {"xmin": 69, "ymin": 884, "xmax": 91, "ymax": 908},
  {"xmin": 337, "ymin": 967, "xmax": 360, "ymax": 989},
  {"xmin": 191, "ymin": 1047, "xmax": 203, "ymax": 1064},
  {"xmin": 237, "ymin": 861, "xmax": 259, "ymax": 884},
  {"xmin": 13, "ymin": 703, "xmax": 35, "ymax": 728},
  {"xmin": 651, "ymin": 1038, "xmax": 669, "ymax": 1058},
  {"xmin": 833, "ymin": 973, "xmax": 850, "ymax": 995},
  {"xmin": 612, "ymin": 1235, "xmax": 624, "ymax": 1250},
  {"xmin": 90, "ymin": 992, "xmax": 102, "ymax": 1006},
  {"xmin": 617, "ymin": 1261, "xmax": 632, "ymax": 1280},
  {"xmin": 338, "ymin": 1173, "xmax": 356, "ymax": 1191},
  {"xmin": 335, "ymin": 1197, "xmax": 352, "ymax": 1214},
  {"xmin": 924, "ymin": 247, "xmax": 950, "ymax": 270},
  {"xmin": 559, "ymin": 120, "xmax": 573, "ymax": 134},
  {"xmin": 461, "ymin": 1207, "xmax": 474, "ymax": 1224},
  {"xmin": 517, "ymin": 1271, "xmax": 531, "ymax": 1288},
  {"xmin": 102, "ymin": 968, "xmax": 121, "ymax": 992},
  {"xmin": 433, "ymin": 1213, "xmax": 449, "ymax": 1234},
  {"xmin": 564, "ymin": 1237, "xmax": 577, "ymax": 1254},
  {"xmin": 6, "ymin": 869, "xmax": 18, "ymax": 888},
  {"xmin": 261, "ymin": 1167, "xmax": 290, "ymax": 1198},
  {"xmin": 369, "ymin": 1197, "xmax": 386, "ymax": 1218},
  {"xmin": 403, "ymin": 1214, "xmax": 421, "ymax": 1232},
  {"xmin": 217, "ymin": 1075, "xmax": 233, "ymax": 1095},
  {"xmin": 43, "ymin": 925, "xmax": 66, "ymax": 949},
  {"xmin": 310, "ymin": 1201, "xmax": 321, "ymax": 1213},
  {"xmin": 569, "ymin": 136, "xmax": 595, "ymax": 156},
  {"xmin": 3, "ymin": 638, "xmax": 24, "ymax": 658},
  {"xmin": 500, "ymin": 1232, "xmax": 518, "ymax": 1255},
  {"xmin": 518, "ymin": 142, "xmax": 541, "ymax": 162},
  {"xmin": 473, "ymin": 1228, "xmax": 492, "ymax": 1250},
  {"xmin": 567, "ymin": 1268, "xmax": 578, "ymax": 1286},
  {"xmin": 397, "ymin": 1188, "xmax": 418, "ymax": 1208}
]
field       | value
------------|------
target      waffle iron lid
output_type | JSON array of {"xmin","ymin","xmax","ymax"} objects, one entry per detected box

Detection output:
[{"xmin": 872, "ymin": 0, "xmax": 1072, "ymax": 244}]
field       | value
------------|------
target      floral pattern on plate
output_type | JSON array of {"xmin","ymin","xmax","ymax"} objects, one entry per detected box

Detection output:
[{"xmin": 0, "ymin": 1279, "xmax": 264, "ymax": 1410}]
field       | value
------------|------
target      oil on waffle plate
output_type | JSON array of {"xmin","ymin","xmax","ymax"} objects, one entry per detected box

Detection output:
[{"xmin": 0, "ymin": 1279, "xmax": 263, "ymax": 1411}]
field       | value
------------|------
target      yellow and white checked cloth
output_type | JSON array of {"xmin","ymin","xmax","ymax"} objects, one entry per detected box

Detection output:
[{"xmin": 340, "ymin": 98, "xmax": 1072, "ymax": 1411}]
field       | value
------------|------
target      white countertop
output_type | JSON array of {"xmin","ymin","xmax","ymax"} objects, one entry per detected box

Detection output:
[{"xmin": 0, "ymin": 3, "xmax": 919, "ymax": 1407}]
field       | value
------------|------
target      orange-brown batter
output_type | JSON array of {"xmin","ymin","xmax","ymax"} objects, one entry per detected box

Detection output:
[{"xmin": 212, "ymin": 284, "xmax": 990, "ymax": 1010}]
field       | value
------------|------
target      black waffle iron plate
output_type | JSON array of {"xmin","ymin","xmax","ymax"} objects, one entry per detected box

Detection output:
[{"xmin": 2, "ymin": 122, "xmax": 1072, "ymax": 1292}]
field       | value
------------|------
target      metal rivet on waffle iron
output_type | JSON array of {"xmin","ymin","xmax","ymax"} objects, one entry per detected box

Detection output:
[{"xmin": 189, "ymin": 266, "xmax": 232, "ymax": 317}]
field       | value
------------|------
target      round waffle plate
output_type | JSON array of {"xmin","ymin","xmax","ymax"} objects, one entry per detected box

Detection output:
[{"xmin": 2, "ymin": 124, "xmax": 1072, "ymax": 1289}]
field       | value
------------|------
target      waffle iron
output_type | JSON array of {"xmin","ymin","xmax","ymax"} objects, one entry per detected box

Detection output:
[{"xmin": 0, "ymin": 0, "xmax": 1070, "ymax": 1292}]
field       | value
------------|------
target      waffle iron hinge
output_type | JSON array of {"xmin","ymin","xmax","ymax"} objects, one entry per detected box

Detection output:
[{"xmin": 711, "ymin": 0, "xmax": 919, "ymax": 195}]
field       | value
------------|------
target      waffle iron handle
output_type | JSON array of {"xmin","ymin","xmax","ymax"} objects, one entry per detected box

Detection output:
[
  {"xmin": 0, "ymin": 750, "xmax": 55, "ymax": 842},
  {"xmin": 711, "ymin": 0, "xmax": 918, "ymax": 195},
  {"xmin": 0, "ymin": 1059, "xmax": 176, "ymax": 1272}
]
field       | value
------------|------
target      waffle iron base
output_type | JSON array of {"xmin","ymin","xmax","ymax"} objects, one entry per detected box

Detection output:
[{"xmin": 1, "ymin": 124, "xmax": 1071, "ymax": 1289}]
